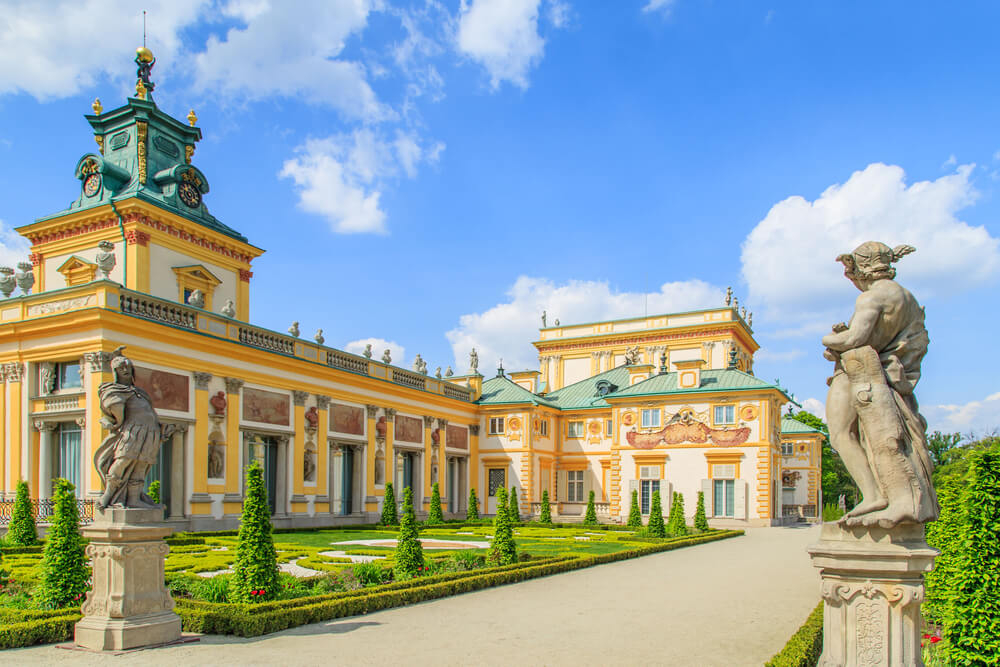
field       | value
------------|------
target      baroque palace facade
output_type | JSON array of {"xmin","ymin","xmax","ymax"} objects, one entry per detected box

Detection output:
[{"xmin": 0, "ymin": 55, "xmax": 822, "ymax": 530}]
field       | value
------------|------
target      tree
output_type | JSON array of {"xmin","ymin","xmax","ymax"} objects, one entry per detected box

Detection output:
[
  {"xmin": 694, "ymin": 490, "xmax": 710, "ymax": 531},
  {"xmin": 647, "ymin": 488, "xmax": 666, "ymax": 537},
  {"xmin": 147, "ymin": 479, "xmax": 161, "ymax": 505},
  {"xmin": 394, "ymin": 487, "xmax": 424, "ymax": 578},
  {"xmin": 539, "ymin": 489, "xmax": 552, "ymax": 524},
  {"xmin": 666, "ymin": 491, "xmax": 680, "ymax": 534},
  {"xmin": 583, "ymin": 490, "xmax": 598, "ymax": 526},
  {"xmin": 426, "ymin": 482, "xmax": 444, "ymax": 524},
  {"xmin": 934, "ymin": 435, "xmax": 1000, "ymax": 486},
  {"xmin": 670, "ymin": 492, "xmax": 688, "ymax": 536},
  {"xmin": 626, "ymin": 489, "xmax": 642, "ymax": 528},
  {"xmin": 924, "ymin": 476, "xmax": 963, "ymax": 622},
  {"xmin": 488, "ymin": 487, "xmax": 517, "ymax": 565},
  {"xmin": 229, "ymin": 462, "xmax": 280, "ymax": 603},
  {"xmin": 789, "ymin": 410, "xmax": 860, "ymax": 507},
  {"xmin": 927, "ymin": 431, "xmax": 963, "ymax": 468},
  {"xmin": 35, "ymin": 479, "xmax": 87, "ymax": 609},
  {"xmin": 507, "ymin": 486, "xmax": 521, "ymax": 523},
  {"xmin": 380, "ymin": 482, "xmax": 398, "ymax": 526},
  {"xmin": 7, "ymin": 480, "xmax": 39, "ymax": 546},
  {"xmin": 467, "ymin": 487, "xmax": 480, "ymax": 520}
]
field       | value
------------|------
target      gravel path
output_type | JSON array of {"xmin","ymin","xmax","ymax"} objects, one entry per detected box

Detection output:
[{"xmin": 9, "ymin": 525, "xmax": 821, "ymax": 666}]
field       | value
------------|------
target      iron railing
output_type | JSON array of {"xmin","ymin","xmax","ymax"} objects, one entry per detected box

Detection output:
[{"xmin": 0, "ymin": 498, "xmax": 95, "ymax": 525}]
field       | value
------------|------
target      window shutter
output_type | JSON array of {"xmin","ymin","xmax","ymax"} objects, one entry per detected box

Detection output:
[
  {"xmin": 559, "ymin": 470, "xmax": 567, "ymax": 502},
  {"xmin": 628, "ymin": 479, "xmax": 638, "ymax": 499},
  {"xmin": 660, "ymin": 482, "xmax": 672, "ymax": 517},
  {"xmin": 735, "ymin": 480, "xmax": 748, "ymax": 520},
  {"xmin": 701, "ymin": 479, "xmax": 713, "ymax": 518}
]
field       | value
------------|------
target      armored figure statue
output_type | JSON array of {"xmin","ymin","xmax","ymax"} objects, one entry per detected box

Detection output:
[
  {"xmin": 822, "ymin": 242, "xmax": 938, "ymax": 528},
  {"xmin": 624, "ymin": 345, "xmax": 640, "ymax": 365},
  {"xmin": 363, "ymin": 344, "xmax": 373, "ymax": 359},
  {"xmin": 469, "ymin": 348, "xmax": 479, "ymax": 372},
  {"xmin": 94, "ymin": 347, "xmax": 162, "ymax": 509},
  {"xmin": 381, "ymin": 348, "xmax": 392, "ymax": 364}
]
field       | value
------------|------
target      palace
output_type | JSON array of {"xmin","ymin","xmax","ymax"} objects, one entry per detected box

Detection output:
[{"xmin": 0, "ymin": 52, "xmax": 822, "ymax": 531}]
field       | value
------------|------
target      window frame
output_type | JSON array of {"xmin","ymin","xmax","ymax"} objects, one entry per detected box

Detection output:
[
  {"xmin": 713, "ymin": 404, "xmax": 736, "ymax": 426},
  {"xmin": 781, "ymin": 441, "xmax": 793, "ymax": 456},
  {"xmin": 605, "ymin": 418, "xmax": 613, "ymax": 437},
  {"xmin": 641, "ymin": 408, "xmax": 661, "ymax": 428},
  {"xmin": 567, "ymin": 421, "xmax": 585, "ymax": 438},
  {"xmin": 713, "ymin": 478, "xmax": 735, "ymax": 517},
  {"xmin": 487, "ymin": 468, "xmax": 506, "ymax": 496},
  {"xmin": 539, "ymin": 420, "xmax": 548, "ymax": 437},
  {"xmin": 567, "ymin": 470, "xmax": 584, "ymax": 502},
  {"xmin": 488, "ymin": 417, "xmax": 505, "ymax": 435}
]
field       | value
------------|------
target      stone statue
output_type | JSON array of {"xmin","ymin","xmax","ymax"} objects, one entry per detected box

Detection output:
[
  {"xmin": 431, "ymin": 428, "xmax": 441, "ymax": 445},
  {"xmin": 554, "ymin": 319, "xmax": 559, "ymax": 326},
  {"xmin": 469, "ymin": 348, "xmax": 479, "ymax": 372},
  {"xmin": 303, "ymin": 451, "xmax": 317, "ymax": 483},
  {"xmin": 210, "ymin": 390, "xmax": 227, "ymax": 416},
  {"xmin": 40, "ymin": 361, "xmax": 56, "ymax": 394},
  {"xmin": 15, "ymin": 262, "xmax": 34, "ymax": 295},
  {"xmin": 186, "ymin": 289, "xmax": 205, "ymax": 308},
  {"xmin": 541, "ymin": 310, "xmax": 547, "ymax": 327},
  {"xmin": 0, "ymin": 267, "xmax": 14, "ymax": 298},
  {"xmin": 207, "ymin": 444, "xmax": 224, "ymax": 479},
  {"xmin": 375, "ymin": 415, "xmax": 387, "ymax": 440},
  {"xmin": 381, "ymin": 349, "xmax": 392, "ymax": 364},
  {"xmin": 624, "ymin": 345, "xmax": 640, "ymax": 365},
  {"xmin": 288, "ymin": 321, "xmax": 300, "ymax": 337},
  {"xmin": 821, "ymin": 241, "xmax": 937, "ymax": 528},
  {"xmin": 304, "ymin": 406, "xmax": 319, "ymax": 429},
  {"xmin": 413, "ymin": 354, "xmax": 427, "ymax": 374},
  {"xmin": 314, "ymin": 329, "xmax": 325, "ymax": 345},
  {"xmin": 725, "ymin": 286, "xmax": 732, "ymax": 306},
  {"xmin": 445, "ymin": 366, "xmax": 453, "ymax": 377},
  {"xmin": 220, "ymin": 299, "xmax": 236, "ymax": 318},
  {"xmin": 363, "ymin": 344, "xmax": 373, "ymax": 358},
  {"xmin": 96, "ymin": 240, "xmax": 116, "ymax": 279},
  {"xmin": 94, "ymin": 347, "xmax": 162, "ymax": 509}
]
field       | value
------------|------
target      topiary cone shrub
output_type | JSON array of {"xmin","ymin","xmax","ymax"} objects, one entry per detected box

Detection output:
[
  {"xmin": 627, "ymin": 489, "xmax": 642, "ymax": 528},
  {"xmin": 467, "ymin": 487, "xmax": 480, "ymax": 520},
  {"xmin": 583, "ymin": 490, "xmax": 598, "ymax": 526},
  {"xmin": 380, "ymin": 482, "xmax": 398, "ymax": 526},
  {"xmin": 647, "ymin": 487, "xmax": 666, "ymax": 537},
  {"xmin": 539, "ymin": 489, "xmax": 552, "ymax": 524},
  {"xmin": 426, "ymin": 482, "xmax": 444, "ymax": 524},
  {"xmin": 694, "ymin": 490, "xmax": 710, "ymax": 532},
  {"xmin": 394, "ymin": 487, "xmax": 424, "ymax": 579},
  {"xmin": 489, "ymin": 487, "xmax": 517, "ymax": 565},
  {"xmin": 7, "ymin": 479, "xmax": 39, "ymax": 546},
  {"xmin": 508, "ymin": 486, "xmax": 521, "ymax": 523},
  {"xmin": 229, "ymin": 462, "xmax": 280, "ymax": 604},
  {"xmin": 35, "ymin": 479, "xmax": 87, "ymax": 609},
  {"xmin": 672, "ymin": 492, "xmax": 688, "ymax": 536}
]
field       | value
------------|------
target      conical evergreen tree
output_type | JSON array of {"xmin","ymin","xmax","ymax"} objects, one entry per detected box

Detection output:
[
  {"xmin": 381, "ymin": 482, "xmax": 398, "ymax": 525},
  {"xmin": 647, "ymin": 487, "xmax": 666, "ymax": 537},
  {"xmin": 7, "ymin": 479, "xmax": 39, "ymax": 546},
  {"xmin": 467, "ymin": 487, "xmax": 480, "ymax": 520},
  {"xmin": 507, "ymin": 486, "xmax": 521, "ymax": 523},
  {"xmin": 35, "ymin": 479, "xmax": 87, "ymax": 608},
  {"xmin": 539, "ymin": 489, "xmax": 552, "ymax": 524},
  {"xmin": 583, "ymin": 490, "xmax": 598, "ymax": 526},
  {"xmin": 673, "ymin": 492, "xmax": 688, "ymax": 536},
  {"xmin": 394, "ymin": 487, "xmax": 425, "ymax": 578},
  {"xmin": 627, "ymin": 489, "xmax": 642, "ymax": 528},
  {"xmin": 489, "ymin": 487, "xmax": 517, "ymax": 565},
  {"xmin": 666, "ymin": 491, "xmax": 680, "ymax": 534},
  {"xmin": 229, "ymin": 462, "xmax": 280, "ymax": 603},
  {"xmin": 426, "ymin": 482, "xmax": 444, "ymax": 524},
  {"xmin": 694, "ymin": 490, "xmax": 710, "ymax": 532}
]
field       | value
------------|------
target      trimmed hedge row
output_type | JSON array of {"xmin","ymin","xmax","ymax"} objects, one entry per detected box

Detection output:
[
  {"xmin": 0, "ymin": 608, "xmax": 82, "ymax": 650},
  {"xmin": 0, "ymin": 545, "xmax": 44, "ymax": 555},
  {"xmin": 765, "ymin": 603, "xmax": 823, "ymax": 667},
  {"xmin": 164, "ymin": 537, "xmax": 206, "ymax": 547}
]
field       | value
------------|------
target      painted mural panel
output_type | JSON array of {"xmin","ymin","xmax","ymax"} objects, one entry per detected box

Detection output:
[
  {"xmin": 331, "ymin": 403, "xmax": 364, "ymax": 435},
  {"xmin": 242, "ymin": 387, "xmax": 290, "ymax": 426},
  {"xmin": 446, "ymin": 425, "xmax": 468, "ymax": 450},
  {"xmin": 134, "ymin": 366, "xmax": 189, "ymax": 412},
  {"xmin": 394, "ymin": 415, "xmax": 423, "ymax": 443}
]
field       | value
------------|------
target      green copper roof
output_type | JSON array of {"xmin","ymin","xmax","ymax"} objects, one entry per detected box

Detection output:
[
  {"xmin": 606, "ymin": 368, "xmax": 785, "ymax": 399},
  {"xmin": 781, "ymin": 416, "xmax": 825, "ymax": 434},
  {"xmin": 478, "ymin": 375, "xmax": 558, "ymax": 407},
  {"xmin": 545, "ymin": 365, "xmax": 634, "ymax": 410}
]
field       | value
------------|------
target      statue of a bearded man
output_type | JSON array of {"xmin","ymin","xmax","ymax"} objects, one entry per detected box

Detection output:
[
  {"xmin": 94, "ymin": 347, "xmax": 162, "ymax": 509},
  {"xmin": 822, "ymin": 241, "xmax": 938, "ymax": 528}
]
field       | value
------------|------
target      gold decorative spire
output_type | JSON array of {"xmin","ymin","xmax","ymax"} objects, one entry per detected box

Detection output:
[
  {"xmin": 187, "ymin": 109, "xmax": 198, "ymax": 126},
  {"xmin": 136, "ymin": 46, "xmax": 154, "ymax": 63},
  {"xmin": 135, "ymin": 78, "xmax": 146, "ymax": 100},
  {"xmin": 92, "ymin": 98, "xmax": 103, "ymax": 115}
]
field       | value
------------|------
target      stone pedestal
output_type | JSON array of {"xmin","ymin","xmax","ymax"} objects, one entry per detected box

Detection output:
[
  {"xmin": 807, "ymin": 522, "xmax": 937, "ymax": 667},
  {"xmin": 74, "ymin": 507, "xmax": 181, "ymax": 651}
]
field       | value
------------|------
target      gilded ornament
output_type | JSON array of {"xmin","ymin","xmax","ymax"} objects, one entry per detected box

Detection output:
[
  {"xmin": 135, "ymin": 78, "xmax": 146, "ymax": 100},
  {"xmin": 187, "ymin": 109, "xmax": 198, "ymax": 126},
  {"xmin": 92, "ymin": 98, "xmax": 103, "ymax": 115},
  {"xmin": 136, "ymin": 121, "xmax": 147, "ymax": 184},
  {"xmin": 184, "ymin": 144, "xmax": 195, "ymax": 164},
  {"xmin": 94, "ymin": 134, "xmax": 104, "ymax": 155}
]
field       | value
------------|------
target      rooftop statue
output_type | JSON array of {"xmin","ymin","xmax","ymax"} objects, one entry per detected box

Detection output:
[{"xmin": 821, "ymin": 241, "xmax": 938, "ymax": 528}]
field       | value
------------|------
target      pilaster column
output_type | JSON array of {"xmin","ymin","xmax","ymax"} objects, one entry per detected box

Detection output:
[
  {"xmin": 437, "ymin": 419, "xmax": 449, "ymax": 503},
  {"xmin": 3, "ymin": 363, "xmax": 24, "ymax": 493},
  {"xmin": 169, "ymin": 425, "xmax": 188, "ymax": 519},
  {"xmin": 365, "ymin": 404, "xmax": 378, "ymax": 512},
  {"xmin": 292, "ymin": 391, "xmax": 309, "ymax": 501},
  {"xmin": 469, "ymin": 423, "xmax": 480, "ymax": 514},
  {"xmin": 384, "ymin": 408, "xmax": 397, "ymax": 492},
  {"xmin": 223, "ymin": 378, "xmax": 243, "ymax": 497},
  {"xmin": 314, "ymin": 395, "xmax": 331, "ymax": 510},
  {"xmin": 192, "ymin": 372, "xmax": 212, "ymax": 499},
  {"xmin": 34, "ymin": 421, "xmax": 58, "ymax": 500},
  {"xmin": 423, "ymin": 416, "xmax": 434, "ymax": 505}
]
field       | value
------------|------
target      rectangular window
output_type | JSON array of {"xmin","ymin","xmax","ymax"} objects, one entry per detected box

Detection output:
[
  {"xmin": 488, "ymin": 468, "xmax": 506, "ymax": 496},
  {"xmin": 49, "ymin": 361, "xmax": 82, "ymax": 391},
  {"xmin": 567, "ymin": 421, "xmax": 584, "ymax": 438},
  {"xmin": 640, "ymin": 479, "xmax": 661, "ymax": 514},
  {"xmin": 713, "ymin": 479, "xmax": 735, "ymax": 517},
  {"xmin": 605, "ymin": 419, "xmax": 613, "ymax": 437},
  {"xmin": 488, "ymin": 417, "xmax": 505, "ymax": 435},
  {"xmin": 781, "ymin": 442, "xmax": 793, "ymax": 456},
  {"xmin": 714, "ymin": 405, "xmax": 736, "ymax": 425},
  {"xmin": 641, "ymin": 409, "xmax": 661, "ymax": 428},
  {"xmin": 539, "ymin": 420, "xmax": 548, "ymax": 437},
  {"xmin": 567, "ymin": 470, "xmax": 584, "ymax": 502},
  {"xmin": 58, "ymin": 423, "xmax": 82, "ymax": 498}
]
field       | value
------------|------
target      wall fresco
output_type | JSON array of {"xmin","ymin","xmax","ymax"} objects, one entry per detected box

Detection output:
[
  {"xmin": 242, "ymin": 387, "xmax": 290, "ymax": 426},
  {"xmin": 331, "ymin": 403, "xmax": 364, "ymax": 435},
  {"xmin": 446, "ymin": 424, "xmax": 468, "ymax": 450},
  {"xmin": 394, "ymin": 415, "xmax": 423, "ymax": 443},
  {"xmin": 134, "ymin": 366, "xmax": 189, "ymax": 412}
]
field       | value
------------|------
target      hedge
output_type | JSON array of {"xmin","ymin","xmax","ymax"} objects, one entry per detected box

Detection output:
[
  {"xmin": 0, "ymin": 607, "xmax": 82, "ymax": 650},
  {"xmin": 0, "ymin": 545, "xmax": 44, "ymax": 555},
  {"xmin": 764, "ymin": 602, "xmax": 823, "ymax": 667}
]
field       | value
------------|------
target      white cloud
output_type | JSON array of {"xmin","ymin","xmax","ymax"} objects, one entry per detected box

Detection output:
[
  {"xmin": 755, "ymin": 348, "xmax": 804, "ymax": 363},
  {"xmin": 446, "ymin": 276, "xmax": 722, "ymax": 373},
  {"xmin": 344, "ymin": 337, "xmax": 406, "ymax": 366},
  {"xmin": 0, "ymin": 0, "xmax": 207, "ymax": 100},
  {"xmin": 279, "ymin": 128, "xmax": 443, "ymax": 234},
  {"xmin": 799, "ymin": 397, "xmax": 826, "ymax": 422},
  {"xmin": 741, "ymin": 163, "xmax": 1000, "ymax": 326},
  {"xmin": 0, "ymin": 220, "xmax": 31, "ymax": 268},
  {"xmin": 547, "ymin": 0, "xmax": 571, "ymax": 28},
  {"xmin": 642, "ymin": 0, "xmax": 677, "ymax": 15},
  {"xmin": 457, "ymin": 0, "xmax": 546, "ymax": 90},
  {"xmin": 941, "ymin": 154, "xmax": 957, "ymax": 169},
  {"xmin": 923, "ymin": 392, "xmax": 1000, "ymax": 435}
]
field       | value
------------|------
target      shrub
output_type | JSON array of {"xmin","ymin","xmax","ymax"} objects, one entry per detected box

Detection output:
[
  {"xmin": 7, "ymin": 480, "xmax": 38, "ymax": 546},
  {"xmin": 449, "ymin": 550, "xmax": 484, "ymax": 571},
  {"xmin": 508, "ymin": 486, "xmax": 521, "ymax": 523},
  {"xmin": 647, "ymin": 488, "xmax": 666, "ymax": 537},
  {"xmin": 627, "ymin": 489, "xmax": 642, "ymax": 528},
  {"xmin": 192, "ymin": 574, "xmax": 232, "ymax": 603},
  {"xmin": 942, "ymin": 449, "xmax": 1000, "ymax": 665},
  {"xmin": 394, "ymin": 487, "xmax": 424, "ymax": 579},
  {"xmin": 583, "ymin": 490, "xmax": 598, "ymax": 526},
  {"xmin": 694, "ymin": 490, "xmax": 709, "ymax": 531},
  {"xmin": 229, "ymin": 462, "xmax": 279, "ymax": 604},
  {"xmin": 380, "ymin": 483, "xmax": 398, "ymax": 526},
  {"xmin": 821, "ymin": 503, "xmax": 845, "ymax": 522},
  {"xmin": 35, "ymin": 479, "xmax": 88, "ymax": 609},
  {"xmin": 764, "ymin": 603, "xmax": 823, "ymax": 667},
  {"xmin": 925, "ymin": 476, "xmax": 963, "ymax": 622},
  {"xmin": 0, "ymin": 612, "xmax": 82, "ymax": 649},
  {"xmin": 539, "ymin": 489, "xmax": 552, "ymax": 524},
  {"xmin": 668, "ymin": 492, "xmax": 688, "ymax": 536},
  {"xmin": 426, "ymin": 482, "xmax": 444, "ymax": 524},
  {"xmin": 489, "ymin": 488, "xmax": 517, "ymax": 565},
  {"xmin": 147, "ymin": 479, "xmax": 161, "ymax": 505},
  {"xmin": 351, "ymin": 562, "xmax": 391, "ymax": 587},
  {"xmin": 467, "ymin": 487, "xmax": 479, "ymax": 520}
]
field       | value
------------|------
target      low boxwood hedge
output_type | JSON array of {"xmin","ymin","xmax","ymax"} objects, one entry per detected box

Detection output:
[
  {"xmin": 0, "ymin": 544, "xmax": 44, "ymax": 555},
  {"xmin": 765, "ymin": 602, "xmax": 823, "ymax": 667},
  {"xmin": 0, "ymin": 608, "xmax": 82, "ymax": 649}
]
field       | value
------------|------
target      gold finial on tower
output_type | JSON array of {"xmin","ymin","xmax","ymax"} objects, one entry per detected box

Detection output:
[
  {"xmin": 135, "ymin": 78, "xmax": 146, "ymax": 100},
  {"xmin": 187, "ymin": 109, "xmax": 198, "ymax": 126},
  {"xmin": 136, "ymin": 46, "xmax": 154, "ymax": 63},
  {"xmin": 92, "ymin": 98, "xmax": 103, "ymax": 115}
]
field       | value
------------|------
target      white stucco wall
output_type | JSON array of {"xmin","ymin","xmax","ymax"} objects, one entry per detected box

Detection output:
[
  {"xmin": 148, "ymin": 242, "xmax": 237, "ymax": 309},
  {"xmin": 44, "ymin": 244, "xmax": 125, "ymax": 290}
]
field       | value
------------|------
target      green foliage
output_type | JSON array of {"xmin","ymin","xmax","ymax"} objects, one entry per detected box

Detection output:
[
  {"xmin": 667, "ymin": 492, "xmax": 688, "ymax": 536},
  {"xmin": 942, "ymin": 449, "xmax": 1000, "ymax": 665},
  {"xmin": 489, "ymin": 488, "xmax": 517, "ymax": 565},
  {"xmin": 927, "ymin": 431, "xmax": 963, "ymax": 468},
  {"xmin": 539, "ymin": 489, "xmax": 552, "ymax": 524},
  {"xmin": 821, "ymin": 503, "xmax": 845, "ymax": 522},
  {"xmin": 466, "ymin": 487, "xmax": 479, "ymax": 520},
  {"xmin": 394, "ymin": 487, "xmax": 424, "ymax": 579},
  {"xmin": 647, "ymin": 488, "xmax": 666, "ymax": 537},
  {"xmin": 789, "ymin": 410, "xmax": 860, "ymax": 508},
  {"xmin": 694, "ymin": 491, "xmax": 709, "ymax": 531},
  {"xmin": 507, "ymin": 486, "xmax": 521, "ymax": 523},
  {"xmin": 925, "ymin": 477, "xmax": 963, "ymax": 622},
  {"xmin": 35, "ymin": 479, "xmax": 87, "ymax": 609},
  {"xmin": 627, "ymin": 489, "xmax": 642, "ymax": 528},
  {"xmin": 229, "ymin": 462, "xmax": 279, "ymax": 604},
  {"xmin": 426, "ymin": 482, "xmax": 444, "ymax": 524},
  {"xmin": 380, "ymin": 483, "xmax": 398, "ymax": 526},
  {"xmin": 583, "ymin": 490, "xmax": 598, "ymax": 526},
  {"xmin": 933, "ymin": 434, "xmax": 1000, "ymax": 486},
  {"xmin": 147, "ymin": 479, "xmax": 161, "ymax": 505},
  {"xmin": 0, "ymin": 610, "xmax": 81, "ymax": 649},
  {"xmin": 7, "ymin": 480, "xmax": 38, "ymax": 546},
  {"xmin": 764, "ymin": 603, "xmax": 823, "ymax": 667}
]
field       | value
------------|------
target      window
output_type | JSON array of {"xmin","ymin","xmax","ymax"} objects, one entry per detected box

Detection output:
[
  {"xmin": 713, "ymin": 479, "xmax": 735, "ymax": 517},
  {"xmin": 567, "ymin": 421, "xmax": 584, "ymax": 438},
  {"xmin": 641, "ymin": 409, "xmax": 661, "ymax": 428},
  {"xmin": 712, "ymin": 463, "xmax": 736, "ymax": 479},
  {"xmin": 714, "ymin": 405, "xmax": 736, "ymax": 425},
  {"xmin": 567, "ymin": 470, "xmax": 584, "ymax": 502},
  {"xmin": 488, "ymin": 417, "xmax": 505, "ymax": 435},
  {"xmin": 605, "ymin": 419, "xmax": 613, "ymax": 437},
  {"xmin": 43, "ymin": 361, "xmax": 82, "ymax": 392},
  {"xmin": 488, "ymin": 468, "xmax": 506, "ymax": 496},
  {"xmin": 539, "ymin": 420, "xmax": 548, "ymax": 437},
  {"xmin": 639, "ymin": 465, "xmax": 661, "ymax": 514},
  {"xmin": 781, "ymin": 442, "xmax": 793, "ymax": 456},
  {"xmin": 58, "ymin": 423, "xmax": 82, "ymax": 497}
]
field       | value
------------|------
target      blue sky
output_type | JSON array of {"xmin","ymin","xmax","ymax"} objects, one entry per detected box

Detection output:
[{"xmin": 2, "ymin": 1, "xmax": 999, "ymax": 434}]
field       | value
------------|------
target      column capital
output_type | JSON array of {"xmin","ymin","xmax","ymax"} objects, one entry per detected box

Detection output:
[
  {"xmin": 224, "ymin": 377, "xmax": 244, "ymax": 393},
  {"xmin": 2, "ymin": 362, "xmax": 23, "ymax": 383},
  {"xmin": 365, "ymin": 404, "xmax": 379, "ymax": 418},
  {"xmin": 423, "ymin": 416, "xmax": 435, "ymax": 428},
  {"xmin": 193, "ymin": 372, "xmax": 212, "ymax": 390},
  {"xmin": 315, "ymin": 395, "xmax": 331, "ymax": 410},
  {"xmin": 292, "ymin": 390, "xmax": 309, "ymax": 406},
  {"xmin": 384, "ymin": 407, "xmax": 396, "ymax": 422},
  {"xmin": 469, "ymin": 424, "xmax": 480, "ymax": 436},
  {"xmin": 34, "ymin": 420, "xmax": 59, "ymax": 432},
  {"xmin": 83, "ymin": 352, "xmax": 112, "ymax": 374},
  {"xmin": 438, "ymin": 418, "xmax": 449, "ymax": 429}
]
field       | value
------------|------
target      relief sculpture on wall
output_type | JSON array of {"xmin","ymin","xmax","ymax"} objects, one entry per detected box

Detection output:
[{"xmin": 625, "ymin": 409, "xmax": 750, "ymax": 449}]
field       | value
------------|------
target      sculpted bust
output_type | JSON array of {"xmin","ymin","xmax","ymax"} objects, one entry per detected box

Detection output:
[{"xmin": 822, "ymin": 242, "xmax": 938, "ymax": 528}]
